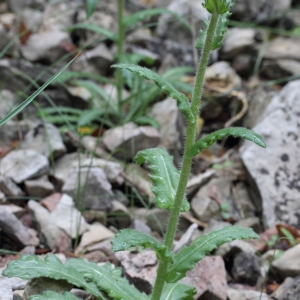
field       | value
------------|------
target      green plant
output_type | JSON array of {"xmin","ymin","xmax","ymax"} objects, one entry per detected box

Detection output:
[
  {"xmin": 1, "ymin": 0, "xmax": 266, "ymax": 299},
  {"xmin": 64, "ymin": 0, "xmax": 192, "ymax": 128}
]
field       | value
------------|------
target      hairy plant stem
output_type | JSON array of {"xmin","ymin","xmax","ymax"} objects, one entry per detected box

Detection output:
[
  {"xmin": 116, "ymin": 0, "xmax": 124, "ymax": 117},
  {"xmin": 150, "ymin": 12, "xmax": 220, "ymax": 300}
]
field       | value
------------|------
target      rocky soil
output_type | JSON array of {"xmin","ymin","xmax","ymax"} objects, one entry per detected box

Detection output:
[{"xmin": 0, "ymin": 0, "xmax": 300, "ymax": 299}]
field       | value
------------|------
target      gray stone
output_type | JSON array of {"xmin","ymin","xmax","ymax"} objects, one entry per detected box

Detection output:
[
  {"xmin": 24, "ymin": 277, "xmax": 73, "ymax": 300},
  {"xmin": 52, "ymin": 153, "xmax": 88, "ymax": 189},
  {"xmin": 132, "ymin": 219, "xmax": 152, "ymax": 236},
  {"xmin": 86, "ymin": 238, "xmax": 114, "ymax": 256},
  {"xmin": 156, "ymin": 0, "xmax": 209, "ymax": 46},
  {"xmin": 76, "ymin": 157, "xmax": 124, "ymax": 185},
  {"xmin": 0, "ymin": 149, "xmax": 49, "ymax": 184},
  {"xmin": 203, "ymin": 220, "xmax": 231, "ymax": 235},
  {"xmin": 0, "ymin": 23, "xmax": 16, "ymax": 54},
  {"xmin": 0, "ymin": 176, "xmax": 24, "ymax": 197},
  {"xmin": 222, "ymin": 28, "xmax": 256, "ymax": 58},
  {"xmin": 146, "ymin": 208, "xmax": 169, "ymax": 235},
  {"xmin": 51, "ymin": 194, "xmax": 89, "ymax": 239},
  {"xmin": 146, "ymin": 38, "xmax": 195, "ymax": 67},
  {"xmin": 0, "ymin": 206, "xmax": 39, "ymax": 247},
  {"xmin": 71, "ymin": 43, "xmax": 113, "ymax": 76},
  {"xmin": 20, "ymin": 31, "xmax": 71, "ymax": 64},
  {"xmin": 21, "ymin": 123, "xmax": 66, "ymax": 159},
  {"xmin": 191, "ymin": 185, "xmax": 221, "ymax": 223},
  {"xmin": 0, "ymin": 90, "xmax": 16, "ymax": 120},
  {"xmin": 231, "ymin": 251, "xmax": 262, "ymax": 285},
  {"xmin": 227, "ymin": 289, "xmax": 268, "ymax": 300},
  {"xmin": 191, "ymin": 177, "xmax": 241, "ymax": 223},
  {"xmin": 264, "ymin": 37, "xmax": 300, "ymax": 61},
  {"xmin": 174, "ymin": 223, "xmax": 198, "ymax": 253},
  {"xmin": 0, "ymin": 276, "xmax": 27, "ymax": 291},
  {"xmin": 62, "ymin": 167, "xmax": 113, "ymax": 211},
  {"xmin": 0, "ymin": 120, "xmax": 33, "ymax": 146},
  {"xmin": 272, "ymin": 243, "xmax": 300, "ymax": 279},
  {"xmin": 270, "ymin": 276, "xmax": 300, "ymax": 300},
  {"xmin": 202, "ymin": 62, "xmax": 242, "ymax": 120},
  {"xmin": 123, "ymin": 164, "xmax": 154, "ymax": 200},
  {"xmin": 149, "ymin": 97, "xmax": 185, "ymax": 166},
  {"xmin": 25, "ymin": 176, "xmax": 54, "ymax": 198},
  {"xmin": 115, "ymin": 250, "xmax": 158, "ymax": 294},
  {"xmin": 243, "ymin": 85, "xmax": 276, "ymax": 129},
  {"xmin": 108, "ymin": 200, "xmax": 132, "ymax": 230},
  {"xmin": 235, "ymin": 217, "xmax": 261, "ymax": 233},
  {"xmin": 113, "ymin": 190, "xmax": 129, "ymax": 206},
  {"xmin": 240, "ymin": 80, "xmax": 300, "ymax": 228},
  {"xmin": 215, "ymin": 239, "xmax": 256, "ymax": 257},
  {"xmin": 75, "ymin": 222, "xmax": 114, "ymax": 255},
  {"xmin": 0, "ymin": 283, "xmax": 13, "ymax": 300},
  {"xmin": 262, "ymin": 58, "xmax": 300, "ymax": 80},
  {"xmin": 232, "ymin": 0, "xmax": 291, "ymax": 22},
  {"xmin": 75, "ymin": 1, "xmax": 118, "ymax": 47},
  {"xmin": 81, "ymin": 136, "xmax": 109, "ymax": 158},
  {"xmin": 42, "ymin": 0, "xmax": 80, "ymax": 32},
  {"xmin": 28, "ymin": 200, "xmax": 71, "ymax": 250},
  {"xmin": 181, "ymin": 256, "xmax": 227, "ymax": 300},
  {"xmin": 234, "ymin": 182, "xmax": 257, "ymax": 218},
  {"xmin": 103, "ymin": 122, "xmax": 160, "ymax": 160},
  {"xmin": 6, "ymin": 0, "xmax": 46, "ymax": 12},
  {"xmin": 18, "ymin": 8, "xmax": 43, "ymax": 34},
  {"xmin": 186, "ymin": 169, "xmax": 215, "ymax": 196}
]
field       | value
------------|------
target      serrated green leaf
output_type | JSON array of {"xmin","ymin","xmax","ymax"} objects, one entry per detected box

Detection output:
[
  {"xmin": 135, "ymin": 148, "xmax": 190, "ymax": 212},
  {"xmin": 166, "ymin": 226, "xmax": 259, "ymax": 282},
  {"xmin": 86, "ymin": 0, "xmax": 100, "ymax": 19},
  {"xmin": 67, "ymin": 23, "xmax": 116, "ymax": 41},
  {"xmin": 111, "ymin": 229, "xmax": 171, "ymax": 261},
  {"xmin": 30, "ymin": 291, "xmax": 80, "ymax": 300},
  {"xmin": 203, "ymin": 0, "xmax": 233, "ymax": 14},
  {"xmin": 65, "ymin": 260, "xmax": 149, "ymax": 300},
  {"xmin": 196, "ymin": 12, "xmax": 230, "ymax": 50},
  {"xmin": 112, "ymin": 64, "xmax": 194, "ymax": 123},
  {"xmin": 162, "ymin": 283, "xmax": 197, "ymax": 300},
  {"xmin": 2, "ymin": 254, "xmax": 103, "ymax": 299},
  {"xmin": 186, "ymin": 127, "xmax": 266, "ymax": 158},
  {"xmin": 0, "ymin": 56, "xmax": 77, "ymax": 127},
  {"xmin": 124, "ymin": 8, "xmax": 191, "ymax": 31}
]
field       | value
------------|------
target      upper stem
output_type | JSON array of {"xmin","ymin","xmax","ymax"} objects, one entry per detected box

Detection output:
[{"xmin": 150, "ymin": 12, "xmax": 220, "ymax": 300}]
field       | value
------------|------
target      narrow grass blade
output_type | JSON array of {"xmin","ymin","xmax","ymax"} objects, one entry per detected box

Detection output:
[{"xmin": 0, "ymin": 56, "xmax": 78, "ymax": 127}]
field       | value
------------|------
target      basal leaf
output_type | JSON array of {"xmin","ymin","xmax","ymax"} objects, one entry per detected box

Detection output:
[
  {"xmin": 186, "ymin": 127, "xmax": 266, "ymax": 158},
  {"xmin": 65, "ymin": 260, "xmax": 149, "ymax": 300},
  {"xmin": 111, "ymin": 229, "xmax": 171, "ymax": 261},
  {"xmin": 196, "ymin": 12, "xmax": 230, "ymax": 50},
  {"xmin": 2, "ymin": 254, "xmax": 103, "ymax": 299},
  {"xmin": 124, "ymin": 8, "xmax": 191, "ymax": 31},
  {"xmin": 0, "ymin": 56, "xmax": 77, "ymax": 127},
  {"xmin": 30, "ymin": 291, "xmax": 80, "ymax": 300},
  {"xmin": 166, "ymin": 226, "xmax": 259, "ymax": 283},
  {"xmin": 203, "ymin": 0, "xmax": 234, "ymax": 14},
  {"xmin": 67, "ymin": 23, "xmax": 116, "ymax": 41},
  {"xmin": 162, "ymin": 283, "xmax": 197, "ymax": 300},
  {"xmin": 135, "ymin": 148, "xmax": 190, "ymax": 212},
  {"xmin": 112, "ymin": 64, "xmax": 194, "ymax": 123},
  {"xmin": 86, "ymin": 0, "xmax": 100, "ymax": 19}
]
